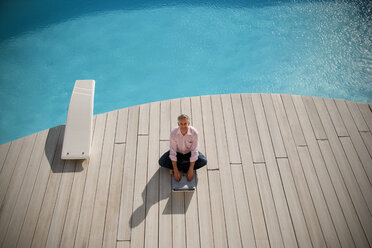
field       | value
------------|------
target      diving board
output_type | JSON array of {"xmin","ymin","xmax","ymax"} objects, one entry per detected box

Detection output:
[{"xmin": 61, "ymin": 80, "xmax": 95, "ymax": 160}]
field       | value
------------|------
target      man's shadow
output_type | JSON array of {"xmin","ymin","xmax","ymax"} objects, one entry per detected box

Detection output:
[{"xmin": 130, "ymin": 167, "xmax": 193, "ymax": 228}]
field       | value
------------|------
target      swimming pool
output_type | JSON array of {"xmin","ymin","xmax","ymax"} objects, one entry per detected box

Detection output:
[{"xmin": 0, "ymin": 0, "xmax": 371, "ymax": 144}]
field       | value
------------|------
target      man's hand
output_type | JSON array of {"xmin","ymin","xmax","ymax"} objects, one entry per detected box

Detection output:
[
  {"xmin": 174, "ymin": 169, "xmax": 181, "ymax": 182},
  {"xmin": 186, "ymin": 169, "xmax": 194, "ymax": 181}
]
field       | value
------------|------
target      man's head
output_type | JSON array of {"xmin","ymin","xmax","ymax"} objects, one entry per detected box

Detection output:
[{"xmin": 178, "ymin": 114, "xmax": 190, "ymax": 134}]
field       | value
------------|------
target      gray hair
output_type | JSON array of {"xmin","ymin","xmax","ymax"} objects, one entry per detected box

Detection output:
[{"xmin": 177, "ymin": 114, "xmax": 190, "ymax": 123}]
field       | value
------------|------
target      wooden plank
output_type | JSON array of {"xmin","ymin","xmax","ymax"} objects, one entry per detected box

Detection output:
[
  {"xmin": 116, "ymin": 108, "xmax": 128, "ymax": 143},
  {"xmin": 272, "ymin": 94, "xmax": 326, "ymax": 247},
  {"xmin": 318, "ymin": 139, "xmax": 370, "ymax": 247},
  {"xmin": 31, "ymin": 127, "xmax": 66, "ymax": 248},
  {"xmin": 73, "ymin": 113, "xmax": 108, "ymax": 247},
  {"xmin": 255, "ymin": 163, "xmax": 284, "ymax": 248},
  {"xmin": 181, "ymin": 97, "xmax": 192, "ymax": 122},
  {"xmin": 190, "ymin": 97, "xmax": 205, "ymax": 155},
  {"xmin": 131, "ymin": 104, "xmax": 150, "ymax": 248},
  {"xmin": 323, "ymin": 98, "xmax": 349, "ymax": 137},
  {"xmin": 347, "ymin": 101, "xmax": 369, "ymax": 132},
  {"xmin": 241, "ymin": 94, "xmax": 265, "ymax": 163},
  {"xmin": 261, "ymin": 94, "xmax": 287, "ymax": 158},
  {"xmin": 276, "ymin": 158, "xmax": 312, "ymax": 248},
  {"xmin": 88, "ymin": 110, "xmax": 118, "ymax": 247},
  {"xmin": 292, "ymin": 95, "xmax": 354, "ymax": 248},
  {"xmin": 302, "ymin": 96, "xmax": 327, "ymax": 140},
  {"xmin": 159, "ymin": 99, "xmax": 171, "ymax": 156},
  {"xmin": 15, "ymin": 126, "xmax": 62, "ymax": 248},
  {"xmin": 160, "ymin": 100, "xmax": 171, "ymax": 140},
  {"xmin": 171, "ymin": 98, "xmax": 181, "ymax": 129},
  {"xmin": 170, "ymin": 98, "xmax": 186, "ymax": 248},
  {"xmin": 59, "ymin": 158, "xmax": 88, "ymax": 248},
  {"xmin": 60, "ymin": 115, "xmax": 104, "ymax": 248},
  {"xmin": 241, "ymin": 170, "xmax": 270, "ymax": 248},
  {"xmin": 131, "ymin": 136, "xmax": 149, "ymax": 248},
  {"xmin": 191, "ymin": 96, "xmax": 214, "ymax": 248},
  {"xmin": 171, "ymin": 190, "xmax": 185, "ymax": 248},
  {"xmin": 144, "ymin": 101, "xmax": 160, "ymax": 248},
  {"xmin": 297, "ymin": 146, "xmax": 341, "ymax": 247},
  {"xmin": 118, "ymin": 106, "xmax": 140, "ymax": 240},
  {"xmin": 211, "ymin": 94, "xmax": 242, "ymax": 248},
  {"xmin": 184, "ymin": 189, "xmax": 200, "ymax": 248},
  {"xmin": 208, "ymin": 170, "xmax": 228, "ymax": 248},
  {"xmin": 138, "ymin": 103, "xmax": 150, "ymax": 135},
  {"xmin": 102, "ymin": 143, "xmax": 125, "ymax": 248},
  {"xmin": 201, "ymin": 95, "xmax": 218, "ymax": 169},
  {"xmin": 0, "ymin": 137, "xmax": 23, "ymax": 207},
  {"xmin": 231, "ymin": 164, "xmax": 256, "ymax": 248},
  {"xmin": 103, "ymin": 109, "xmax": 129, "ymax": 247},
  {"xmin": 159, "ymin": 141, "xmax": 172, "ymax": 248},
  {"xmin": 0, "ymin": 133, "xmax": 36, "ymax": 244},
  {"xmin": 45, "ymin": 160, "xmax": 76, "ymax": 248},
  {"xmin": 360, "ymin": 131, "xmax": 372, "ymax": 157},
  {"xmin": 251, "ymin": 94, "xmax": 296, "ymax": 248},
  {"xmin": 231, "ymin": 94, "xmax": 269, "ymax": 248},
  {"xmin": 159, "ymin": 97, "xmax": 172, "ymax": 248},
  {"xmin": 221, "ymin": 94, "xmax": 241, "ymax": 164},
  {"xmin": 230, "ymin": 94, "xmax": 254, "ymax": 165},
  {"xmin": 281, "ymin": 94, "xmax": 306, "ymax": 146},
  {"xmin": 210, "ymin": 95, "xmax": 229, "ymax": 168},
  {"xmin": 335, "ymin": 99, "xmax": 372, "ymax": 184},
  {"xmin": 194, "ymin": 166, "xmax": 214, "ymax": 248},
  {"xmin": 340, "ymin": 136, "xmax": 372, "ymax": 213},
  {"xmin": 182, "ymin": 97, "xmax": 201, "ymax": 248},
  {"xmin": 0, "ymin": 141, "xmax": 10, "ymax": 173},
  {"xmin": 358, "ymin": 103, "xmax": 372, "ymax": 131}
]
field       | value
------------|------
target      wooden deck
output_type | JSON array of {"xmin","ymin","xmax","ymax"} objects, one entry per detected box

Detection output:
[{"xmin": 0, "ymin": 93, "xmax": 371, "ymax": 248}]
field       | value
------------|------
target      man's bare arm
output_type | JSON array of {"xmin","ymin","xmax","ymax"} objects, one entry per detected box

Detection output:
[
  {"xmin": 189, "ymin": 161, "xmax": 195, "ymax": 170},
  {"xmin": 172, "ymin": 160, "xmax": 181, "ymax": 181},
  {"xmin": 187, "ymin": 161, "xmax": 195, "ymax": 181},
  {"xmin": 171, "ymin": 160, "xmax": 178, "ymax": 170}
]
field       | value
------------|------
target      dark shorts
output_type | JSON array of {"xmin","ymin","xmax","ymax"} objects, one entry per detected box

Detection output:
[{"xmin": 158, "ymin": 151, "xmax": 207, "ymax": 173}]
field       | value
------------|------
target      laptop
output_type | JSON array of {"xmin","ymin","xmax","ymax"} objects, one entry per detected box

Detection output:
[{"xmin": 172, "ymin": 173, "xmax": 197, "ymax": 192}]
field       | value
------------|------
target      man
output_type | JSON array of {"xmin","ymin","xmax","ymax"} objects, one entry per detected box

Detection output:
[{"xmin": 159, "ymin": 114, "xmax": 207, "ymax": 182}]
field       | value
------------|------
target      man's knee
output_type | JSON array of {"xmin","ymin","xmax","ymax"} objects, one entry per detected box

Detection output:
[
  {"xmin": 159, "ymin": 157, "xmax": 170, "ymax": 168},
  {"xmin": 194, "ymin": 153, "xmax": 207, "ymax": 170},
  {"xmin": 159, "ymin": 150, "xmax": 171, "ymax": 167},
  {"xmin": 198, "ymin": 157, "xmax": 207, "ymax": 166},
  {"xmin": 158, "ymin": 157, "xmax": 164, "ymax": 166},
  {"xmin": 160, "ymin": 151, "xmax": 178, "ymax": 170},
  {"xmin": 198, "ymin": 152, "xmax": 207, "ymax": 165}
]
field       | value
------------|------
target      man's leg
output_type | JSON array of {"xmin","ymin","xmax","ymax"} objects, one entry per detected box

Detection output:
[
  {"xmin": 158, "ymin": 150, "xmax": 173, "ymax": 170},
  {"xmin": 193, "ymin": 152, "xmax": 208, "ymax": 170}
]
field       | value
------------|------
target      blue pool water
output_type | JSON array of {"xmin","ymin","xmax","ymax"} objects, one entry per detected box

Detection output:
[{"xmin": 0, "ymin": 0, "xmax": 371, "ymax": 144}]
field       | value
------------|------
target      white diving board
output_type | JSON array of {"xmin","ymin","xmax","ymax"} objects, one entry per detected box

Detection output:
[{"xmin": 61, "ymin": 80, "xmax": 95, "ymax": 160}]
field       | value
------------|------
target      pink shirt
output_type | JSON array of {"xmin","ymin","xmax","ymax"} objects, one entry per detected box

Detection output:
[{"xmin": 169, "ymin": 126, "xmax": 199, "ymax": 162}]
